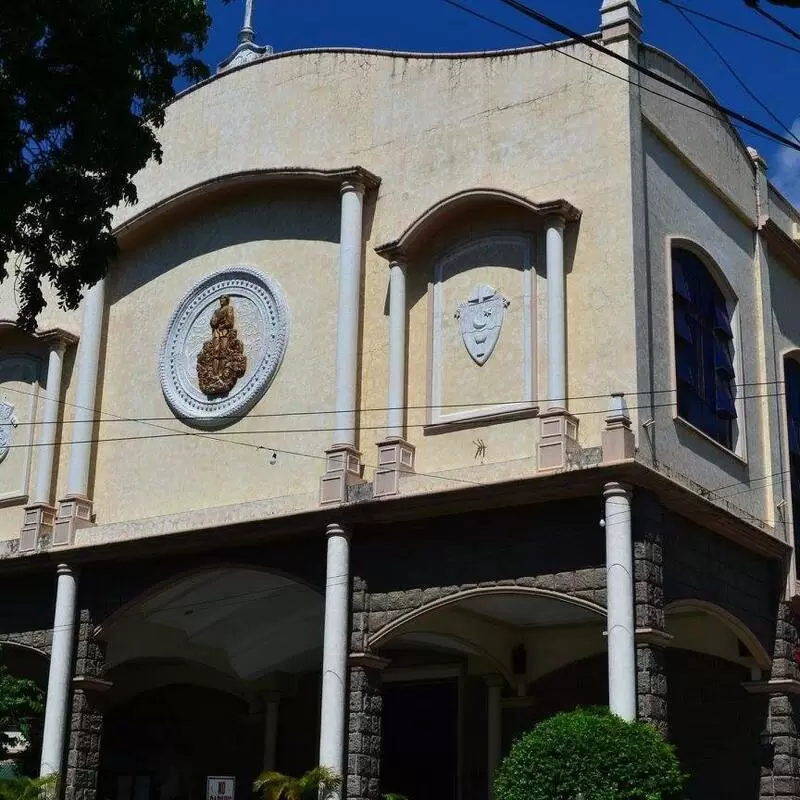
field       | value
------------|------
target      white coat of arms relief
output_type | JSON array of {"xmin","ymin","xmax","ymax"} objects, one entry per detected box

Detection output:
[
  {"xmin": 0, "ymin": 394, "xmax": 18, "ymax": 464},
  {"xmin": 455, "ymin": 284, "xmax": 510, "ymax": 366}
]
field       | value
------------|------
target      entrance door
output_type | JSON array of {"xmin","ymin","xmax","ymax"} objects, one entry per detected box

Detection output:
[{"xmin": 381, "ymin": 680, "xmax": 459, "ymax": 800}]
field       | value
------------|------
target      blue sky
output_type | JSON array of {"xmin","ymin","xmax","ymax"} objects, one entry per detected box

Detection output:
[{"xmin": 199, "ymin": 0, "xmax": 800, "ymax": 204}]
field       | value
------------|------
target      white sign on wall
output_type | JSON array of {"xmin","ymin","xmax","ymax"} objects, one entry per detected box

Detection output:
[{"xmin": 207, "ymin": 777, "xmax": 235, "ymax": 800}]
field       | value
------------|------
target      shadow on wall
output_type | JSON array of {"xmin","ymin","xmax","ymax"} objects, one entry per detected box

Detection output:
[{"xmin": 108, "ymin": 185, "xmax": 343, "ymax": 304}]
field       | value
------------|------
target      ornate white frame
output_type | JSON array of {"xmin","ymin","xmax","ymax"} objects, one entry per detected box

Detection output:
[
  {"xmin": 0, "ymin": 354, "xmax": 41, "ymax": 506},
  {"xmin": 159, "ymin": 266, "xmax": 289, "ymax": 428},
  {"xmin": 429, "ymin": 234, "xmax": 537, "ymax": 427}
]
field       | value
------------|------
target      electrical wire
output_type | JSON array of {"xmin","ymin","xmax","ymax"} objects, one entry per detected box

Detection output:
[
  {"xmin": 489, "ymin": 0, "xmax": 800, "ymax": 153},
  {"xmin": 658, "ymin": 0, "xmax": 800, "ymax": 56},
  {"xmin": 665, "ymin": 0, "xmax": 800, "ymax": 147},
  {"xmin": 746, "ymin": 0, "xmax": 800, "ymax": 43},
  {"xmin": 441, "ymin": 0, "xmax": 800, "ymax": 152},
  {"xmin": 0, "ymin": 378, "xmax": 788, "ymax": 427},
  {"xmin": 0, "ymin": 388, "xmax": 789, "ymax": 450}
]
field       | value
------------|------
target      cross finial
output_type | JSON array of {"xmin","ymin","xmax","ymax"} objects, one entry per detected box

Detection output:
[{"xmin": 218, "ymin": 0, "xmax": 273, "ymax": 73}]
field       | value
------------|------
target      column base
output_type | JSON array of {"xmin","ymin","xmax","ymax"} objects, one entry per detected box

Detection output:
[
  {"xmin": 320, "ymin": 445, "xmax": 365, "ymax": 505},
  {"xmin": 374, "ymin": 437, "xmax": 416, "ymax": 498},
  {"xmin": 19, "ymin": 503, "xmax": 57, "ymax": 553},
  {"xmin": 602, "ymin": 419, "xmax": 636, "ymax": 463},
  {"xmin": 53, "ymin": 495, "xmax": 94, "ymax": 547},
  {"xmin": 537, "ymin": 408, "xmax": 580, "ymax": 471}
]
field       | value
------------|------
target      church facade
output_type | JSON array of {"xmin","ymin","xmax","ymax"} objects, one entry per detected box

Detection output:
[{"xmin": 2, "ymin": 2, "xmax": 800, "ymax": 799}]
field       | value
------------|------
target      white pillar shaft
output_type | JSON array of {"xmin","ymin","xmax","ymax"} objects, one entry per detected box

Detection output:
[
  {"xmin": 333, "ymin": 183, "xmax": 365, "ymax": 446},
  {"xmin": 263, "ymin": 699, "xmax": 279, "ymax": 771},
  {"xmin": 604, "ymin": 482, "xmax": 637, "ymax": 721},
  {"xmin": 546, "ymin": 221, "xmax": 566, "ymax": 409},
  {"xmin": 487, "ymin": 682, "xmax": 503, "ymax": 792},
  {"xmin": 66, "ymin": 279, "xmax": 106, "ymax": 497},
  {"xmin": 40, "ymin": 564, "xmax": 78, "ymax": 777},
  {"xmin": 318, "ymin": 524, "xmax": 351, "ymax": 780},
  {"xmin": 387, "ymin": 260, "xmax": 407, "ymax": 438},
  {"xmin": 32, "ymin": 344, "xmax": 65, "ymax": 506}
]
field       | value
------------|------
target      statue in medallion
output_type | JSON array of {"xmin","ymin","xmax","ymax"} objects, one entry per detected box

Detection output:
[{"xmin": 197, "ymin": 295, "xmax": 247, "ymax": 396}]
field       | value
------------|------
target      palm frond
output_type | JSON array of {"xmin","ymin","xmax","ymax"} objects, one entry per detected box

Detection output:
[
  {"xmin": 298, "ymin": 767, "xmax": 341, "ymax": 800},
  {"xmin": 253, "ymin": 772, "xmax": 299, "ymax": 800}
]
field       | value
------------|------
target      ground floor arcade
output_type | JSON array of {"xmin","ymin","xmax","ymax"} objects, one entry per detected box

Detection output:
[{"xmin": 1, "ymin": 478, "xmax": 798, "ymax": 800}]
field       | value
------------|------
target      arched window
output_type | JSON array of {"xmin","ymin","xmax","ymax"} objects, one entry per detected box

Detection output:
[
  {"xmin": 672, "ymin": 246, "xmax": 736, "ymax": 449},
  {"xmin": 784, "ymin": 357, "xmax": 800, "ymax": 553}
]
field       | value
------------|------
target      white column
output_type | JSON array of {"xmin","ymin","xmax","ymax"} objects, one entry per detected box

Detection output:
[
  {"xmin": 31, "ymin": 341, "xmax": 66, "ymax": 506},
  {"xmin": 66, "ymin": 279, "xmax": 106, "ymax": 498},
  {"xmin": 318, "ymin": 523, "xmax": 351, "ymax": 783},
  {"xmin": 604, "ymin": 481, "xmax": 637, "ymax": 721},
  {"xmin": 387, "ymin": 259, "xmax": 408, "ymax": 438},
  {"xmin": 333, "ymin": 182, "xmax": 366, "ymax": 447},
  {"xmin": 263, "ymin": 695, "xmax": 280, "ymax": 771},
  {"xmin": 485, "ymin": 676, "xmax": 503, "ymax": 795},
  {"xmin": 546, "ymin": 218, "xmax": 566, "ymax": 410},
  {"xmin": 40, "ymin": 564, "xmax": 78, "ymax": 777}
]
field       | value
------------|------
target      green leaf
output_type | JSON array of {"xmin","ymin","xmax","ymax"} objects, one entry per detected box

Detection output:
[
  {"xmin": 0, "ymin": 0, "xmax": 217, "ymax": 328},
  {"xmin": 493, "ymin": 707, "xmax": 687, "ymax": 800}
]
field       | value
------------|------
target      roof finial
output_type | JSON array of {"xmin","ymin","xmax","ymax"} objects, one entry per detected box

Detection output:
[
  {"xmin": 218, "ymin": 0, "xmax": 273, "ymax": 73},
  {"xmin": 240, "ymin": 0, "xmax": 255, "ymax": 43}
]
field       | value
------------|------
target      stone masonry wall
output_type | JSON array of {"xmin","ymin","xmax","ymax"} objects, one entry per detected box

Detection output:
[
  {"xmin": 64, "ymin": 609, "xmax": 107, "ymax": 800},
  {"xmin": 761, "ymin": 602, "xmax": 800, "ymax": 800},
  {"xmin": 633, "ymin": 493, "xmax": 668, "ymax": 734},
  {"xmin": 347, "ymin": 665, "xmax": 383, "ymax": 800}
]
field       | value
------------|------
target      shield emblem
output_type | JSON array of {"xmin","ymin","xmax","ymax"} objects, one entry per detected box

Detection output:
[
  {"xmin": 455, "ymin": 284, "xmax": 510, "ymax": 366},
  {"xmin": 0, "ymin": 395, "xmax": 17, "ymax": 464}
]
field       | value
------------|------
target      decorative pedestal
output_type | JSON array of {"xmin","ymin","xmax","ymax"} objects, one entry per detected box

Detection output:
[
  {"xmin": 602, "ymin": 393, "xmax": 636, "ymax": 462},
  {"xmin": 537, "ymin": 408, "xmax": 579, "ymax": 471},
  {"xmin": 373, "ymin": 437, "xmax": 416, "ymax": 498},
  {"xmin": 53, "ymin": 495, "xmax": 94, "ymax": 547},
  {"xmin": 320, "ymin": 445, "xmax": 364, "ymax": 505},
  {"xmin": 19, "ymin": 503, "xmax": 57, "ymax": 553}
]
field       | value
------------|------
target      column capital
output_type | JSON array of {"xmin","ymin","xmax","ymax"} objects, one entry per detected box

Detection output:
[
  {"xmin": 543, "ymin": 214, "xmax": 566, "ymax": 233},
  {"xmin": 325, "ymin": 521, "xmax": 351, "ymax": 539},
  {"xmin": 56, "ymin": 563, "xmax": 75, "ymax": 577},
  {"xmin": 341, "ymin": 179, "xmax": 366, "ymax": 197},
  {"xmin": 483, "ymin": 673, "xmax": 506, "ymax": 688},
  {"xmin": 388, "ymin": 256, "xmax": 409, "ymax": 270},
  {"xmin": 603, "ymin": 481, "xmax": 632, "ymax": 500},
  {"xmin": 349, "ymin": 652, "xmax": 391, "ymax": 671}
]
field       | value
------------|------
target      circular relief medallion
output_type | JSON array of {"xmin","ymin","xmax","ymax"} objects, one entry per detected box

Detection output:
[{"xmin": 159, "ymin": 266, "xmax": 289, "ymax": 428}]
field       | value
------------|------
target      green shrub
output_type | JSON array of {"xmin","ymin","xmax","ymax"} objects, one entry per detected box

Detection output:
[{"xmin": 493, "ymin": 707, "xmax": 685, "ymax": 800}]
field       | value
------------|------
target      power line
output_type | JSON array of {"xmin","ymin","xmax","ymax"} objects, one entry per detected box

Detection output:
[
  {"xmin": 658, "ymin": 0, "xmax": 800, "ymax": 56},
  {"xmin": 746, "ymin": 0, "xmax": 800, "ymax": 42},
  {"xmin": 0, "ymin": 388, "xmax": 789, "ymax": 449},
  {"xmin": 441, "ymin": 0, "xmax": 800, "ymax": 152},
  {"xmin": 665, "ymin": 1, "xmax": 800, "ymax": 147},
  {"xmin": 0, "ymin": 378, "xmax": 787, "ymax": 427},
  {"xmin": 492, "ymin": 0, "xmax": 800, "ymax": 153}
]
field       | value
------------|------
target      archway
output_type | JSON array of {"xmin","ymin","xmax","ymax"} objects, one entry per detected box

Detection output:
[
  {"xmin": 664, "ymin": 600, "xmax": 768, "ymax": 800},
  {"xmin": 0, "ymin": 643, "xmax": 49, "ymax": 777},
  {"xmin": 369, "ymin": 588, "xmax": 606, "ymax": 800},
  {"xmin": 98, "ymin": 567, "xmax": 324, "ymax": 800}
]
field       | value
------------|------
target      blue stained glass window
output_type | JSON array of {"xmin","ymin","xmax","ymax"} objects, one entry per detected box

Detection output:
[
  {"xmin": 672, "ymin": 247, "xmax": 736, "ymax": 449},
  {"xmin": 784, "ymin": 358, "xmax": 800, "ymax": 566}
]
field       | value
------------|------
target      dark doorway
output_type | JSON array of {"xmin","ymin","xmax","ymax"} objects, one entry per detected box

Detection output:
[
  {"xmin": 99, "ymin": 685, "xmax": 261, "ymax": 800},
  {"xmin": 382, "ymin": 680, "xmax": 459, "ymax": 800}
]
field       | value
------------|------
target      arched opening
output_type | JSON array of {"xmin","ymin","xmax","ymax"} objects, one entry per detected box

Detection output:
[
  {"xmin": 783, "ymin": 352, "xmax": 800, "ymax": 560},
  {"xmin": 369, "ymin": 588, "xmax": 606, "ymax": 800},
  {"xmin": 98, "ymin": 567, "xmax": 324, "ymax": 800},
  {"xmin": 669, "ymin": 241, "xmax": 740, "ymax": 452},
  {"xmin": 0, "ymin": 643, "xmax": 49, "ymax": 778},
  {"xmin": 664, "ymin": 600, "xmax": 767, "ymax": 800}
]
